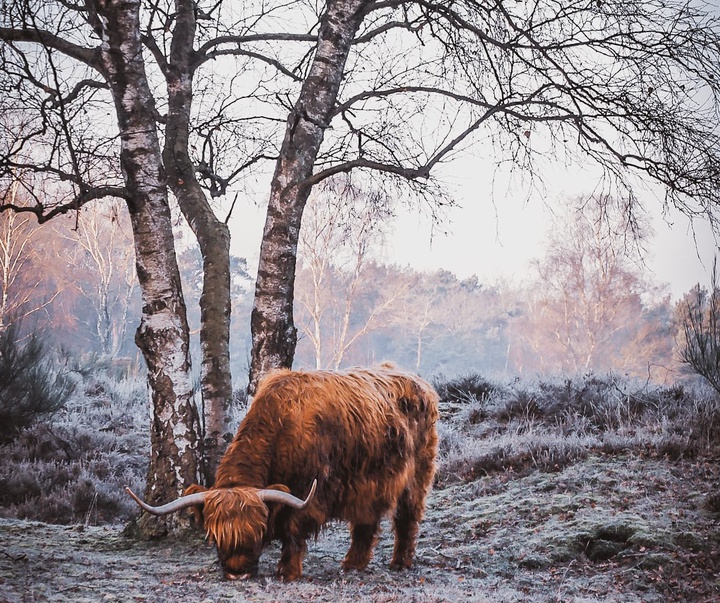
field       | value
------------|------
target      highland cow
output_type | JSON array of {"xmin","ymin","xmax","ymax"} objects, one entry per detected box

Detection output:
[{"xmin": 126, "ymin": 364, "xmax": 439, "ymax": 581}]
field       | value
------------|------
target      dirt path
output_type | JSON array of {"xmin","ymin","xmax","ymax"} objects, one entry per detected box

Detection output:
[{"xmin": 2, "ymin": 455, "xmax": 718, "ymax": 602}]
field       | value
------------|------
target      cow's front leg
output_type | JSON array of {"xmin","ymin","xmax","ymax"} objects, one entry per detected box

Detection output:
[
  {"xmin": 342, "ymin": 521, "xmax": 379, "ymax": 571},
  {"xmin": 278, "ymin": 537, "xmax": 306, "ymax": 581}
]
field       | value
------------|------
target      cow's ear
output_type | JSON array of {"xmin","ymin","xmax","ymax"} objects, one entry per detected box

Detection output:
[
  {"xmin": 183, "ymin": 484, "xmax": 208, "ymax": 528},
  {"xmin": 262, "ymin": 484, "xmax": 291, "ymax": 536},
  {"xmin": 264, "ymin": 484, "xmax": 291, "ymax": 495}
]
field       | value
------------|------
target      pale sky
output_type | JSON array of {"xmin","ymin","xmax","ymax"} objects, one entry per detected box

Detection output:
[
  {"xmin": 385, "ymin": 171, "xmax": 718, "ymax": 301},
  {"xmin": 228, "ymin": 159, "xmax": 719, "ymax": 302},
  {"xmin": 387, "ymin": 198, "xmax": 717, "ymax": 301}
]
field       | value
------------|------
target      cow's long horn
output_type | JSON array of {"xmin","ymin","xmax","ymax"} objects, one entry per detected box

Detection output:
[
  {"xmin": 124, "ymin": 486, "xmax": 207, "ymax": 516},
  {"xmin": 257, "ymin": 479, "xmax": 317, "ymax": 509}
]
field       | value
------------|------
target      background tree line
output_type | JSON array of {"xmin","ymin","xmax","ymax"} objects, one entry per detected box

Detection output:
[{"xmin": 0, "ymin": 190, "xmax": 685, "ymax": 386}]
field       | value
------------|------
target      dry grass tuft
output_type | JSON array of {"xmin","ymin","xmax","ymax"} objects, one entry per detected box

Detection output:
[{"xmin": 435, "ymin": 373, "xmax": 720, "ymax": 486}]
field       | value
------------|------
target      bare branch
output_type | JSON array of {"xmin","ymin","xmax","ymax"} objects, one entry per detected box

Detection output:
[
  {"xmin": 48, "ymin": 79, "xmax": 108, "ymax": 109},
  {"xmin": 305, "ymin": 110, "xmax": 497, "ymax": 187},
  {"xmin": 201, "ymin": 47, "xmax": 304, "ymax": 82},
  {"xmin": 0, "ymin": 27, "xmax": 99, "ymax": 70},
  {"xmin": 193, "ymin": 32, "xmax": 316, "ymax": 70},
  {"xmin": 0, "ymin": 186, "xmax": 128, "ymax": 224}
]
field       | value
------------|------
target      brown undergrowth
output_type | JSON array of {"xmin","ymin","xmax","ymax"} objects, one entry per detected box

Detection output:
[
  {"xmin": 1, "ymin": 371, "xmax": 719, "ymax": 601},
  {"xmin": 1, "ymin": 453, "xmax": 718, "ymax": 602}
]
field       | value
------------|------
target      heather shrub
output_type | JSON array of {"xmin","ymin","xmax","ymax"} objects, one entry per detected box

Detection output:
[
  {"xmin": 433, "ymin": 372, "xmax": 720, "ymax": 485},
  {"xmin": 0, "ymin": 324, "xmax": 75, "ymax": 442},
  {"xmin": 433, "ymin": 373, "xmax": 498, "ymax": 404},
  {"xmin": 0, "ymin": 366, "xmax": 149, "ymax": 525}
]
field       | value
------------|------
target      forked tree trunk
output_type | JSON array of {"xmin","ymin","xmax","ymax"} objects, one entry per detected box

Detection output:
[
  {"xmin": 249, "ymin": 0, "xmax": 369, "ymax": 393},
  {"xmin": 93, "ymin": 0, "xmax": 200, "ymax": 536},
  {"xmin": 163, "ymin": 0, "xmax": 233, "ymax": 483}
]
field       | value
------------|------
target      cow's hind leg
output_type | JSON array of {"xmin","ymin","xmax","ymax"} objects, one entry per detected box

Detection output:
[
  {"xmin": 342, "ymin": 521, "xmax": 379, "ymax": 571},
  {"xmin": 390, "ymin": 489, "xmax": 422, "ymax": 570}
]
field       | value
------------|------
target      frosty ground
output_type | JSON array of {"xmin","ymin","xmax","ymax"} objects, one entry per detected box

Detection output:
[{"xmin": 2, "ymin": 453, "xmax": 718, "ymax": 603}]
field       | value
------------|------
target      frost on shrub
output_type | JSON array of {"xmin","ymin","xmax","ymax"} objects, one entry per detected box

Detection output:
[
  {"xmin": 433, "ymin": 371, "xmax": 720, "ymax": 486},
  {"xmin": 0, "ymin": 355, "xmax": 150, "ymax": 525},
  {"xmin": 678, "ymin": 262, "xmax": 720, "ymax": 395},
  {"xmin": 433, "ymin": 373, "xmax": 497, "ymax": 404},
  {"xmin": 0, "ymin": 323, "xmax": 74, "ymax": 442}
]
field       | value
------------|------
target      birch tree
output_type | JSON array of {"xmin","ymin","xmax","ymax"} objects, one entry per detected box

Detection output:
[
  {"xmin": 0, "ymin": 180, "xmax": 56, "ymax": 332},
  {"xmin": 65, "ymin": 200, "xmax": 137, "ymax": 358},
  {"xmin": 0, "ymin": 1, "xmax": 200, "ymax": 536},
  {"xmin": 0, "ymin": 0, "xmax": 281, "ymax": 491},
  {"xmin": 513, "ymin": 195, "xmax": 672, "ymax": 377},
  {"xmin": 295, "ymin": 178, "xmax": 404, "ymax": 369},
  {"xmin": 248, "ymin": 0, "xmax": 720, "ymax": 390}
]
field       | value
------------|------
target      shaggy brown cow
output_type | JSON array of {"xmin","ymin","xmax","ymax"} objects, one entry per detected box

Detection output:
[{"xmin": 126, "ymin": 364, "xmax": 438, "ymax": 581}]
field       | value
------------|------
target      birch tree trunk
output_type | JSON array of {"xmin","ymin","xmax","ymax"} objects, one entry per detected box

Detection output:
[
  {"xmin": 249, "ymin": 0, "xmax": 369, "ymax": 392},
  {"xmin": 162, "ymin": 0, "xmax": 233, "ymax": 483},
  {"xmin": 91, "ymin": 0, "xmax": 200, "ymax": 536},
  {"xmin": 0, "ymin": 187, "xmax": 47, "ymax": 332}
]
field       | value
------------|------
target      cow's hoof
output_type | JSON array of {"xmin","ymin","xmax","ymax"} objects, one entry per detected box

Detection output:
[{"xmin": 389, "ymin": 558, "xmax": 413, "ymax": 571}]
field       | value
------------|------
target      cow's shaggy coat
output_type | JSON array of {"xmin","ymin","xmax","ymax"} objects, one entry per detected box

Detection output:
[{"xmin": 185, "ymin": 365, "xmax": 438, "ymax": 581}]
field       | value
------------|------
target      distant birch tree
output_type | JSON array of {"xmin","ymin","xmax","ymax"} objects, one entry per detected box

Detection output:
[
  {"xmin": 295, "ymin": 178, "xmax": 404, "ymax": 369},
  {"xmin": 513, "ymin": 195, "xmax": 673, "ymax": 377},
  {"xmin": 0, "ymin": 181, "xmax": 57, "ymax": 332},
  {"xmin": 64, "ymin": 201, "xmax": 137, "ymax": 358}
]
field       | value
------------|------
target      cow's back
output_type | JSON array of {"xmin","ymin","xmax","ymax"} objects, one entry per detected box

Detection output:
[{"xmin": 233, "ymin": 367, "xmax": 438, "ymax": 526}]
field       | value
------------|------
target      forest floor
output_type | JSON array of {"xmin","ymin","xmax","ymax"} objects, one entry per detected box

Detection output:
[{"xmin": 1, "ymin": 453, "xmax": 719, "ymax": 603}]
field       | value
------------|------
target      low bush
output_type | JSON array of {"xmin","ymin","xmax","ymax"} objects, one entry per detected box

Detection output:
[
  {"xmin": 433, "ymin": 373, "xmax": 498, "ymax": 403},
  {"xmin": 0, "ymin": 367, "xmax": 149, "ymax": 525},
  {"xmin": 433, "ymin": 372, "xmax": 720, "ymax": 485},
  {"xmin": 0, "ymin": 324, "xmax": 75, "ymax": 443}
]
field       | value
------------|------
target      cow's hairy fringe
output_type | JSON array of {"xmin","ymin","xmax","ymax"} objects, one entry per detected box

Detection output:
[{"xmin": 203, "ymin": 488, "xmax": 268, "ymax": 552}]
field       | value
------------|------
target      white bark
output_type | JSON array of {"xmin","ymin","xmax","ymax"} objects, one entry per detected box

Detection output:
[
  {"xmin": 92, "ymin": 0, "xmax": 200, "ymax": 535},
  {"xmin": 250, "ymin": 0, "xmax": 370, "ymax": 390}
]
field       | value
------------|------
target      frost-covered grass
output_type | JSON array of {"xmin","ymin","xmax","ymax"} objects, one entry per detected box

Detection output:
[
  {"xmin": 0, "ymin": 369, "xmax": 150, "ymax": 525},
  {"xmin": 0, "ymin": 363, "xmax": 254, "ymax": 527},
  {"xmin": 1, "ymin": 368, "xmax": 719, "ymax": 601},
  {"xmin": 434, "ymin": 373, "xmax": 720, "ymax": 486},
  {"xmin": 1, "ymin": 368, "xmax": 718, "ymax": 527},
  {"xmin": 2, "ymin": 453, "xmax": 719, "ymax": 602}
]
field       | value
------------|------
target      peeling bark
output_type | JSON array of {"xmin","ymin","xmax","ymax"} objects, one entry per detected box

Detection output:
[
  {"xmin": 162, "ymin": 0, "xmax": 233, "ymax": 483},
  {"xmin": 249, "ymin": 0, "xmax": 370, "ymax": 393},
  {"xmin": 90, "ymin": 0, "xmax": 200, "ymax": 536}
]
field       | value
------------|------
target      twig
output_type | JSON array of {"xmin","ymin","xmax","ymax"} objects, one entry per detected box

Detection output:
[
  {"xmin": 1, "ymin": 550, "xmax": 28, "ymax": 562},
  {"xmin": 554, "ymin": 559, "xmax": 576, "ymax": 602},
  {"xmin": 429, "ymin": 546, "xmax": 455, "ymax": 560}
]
